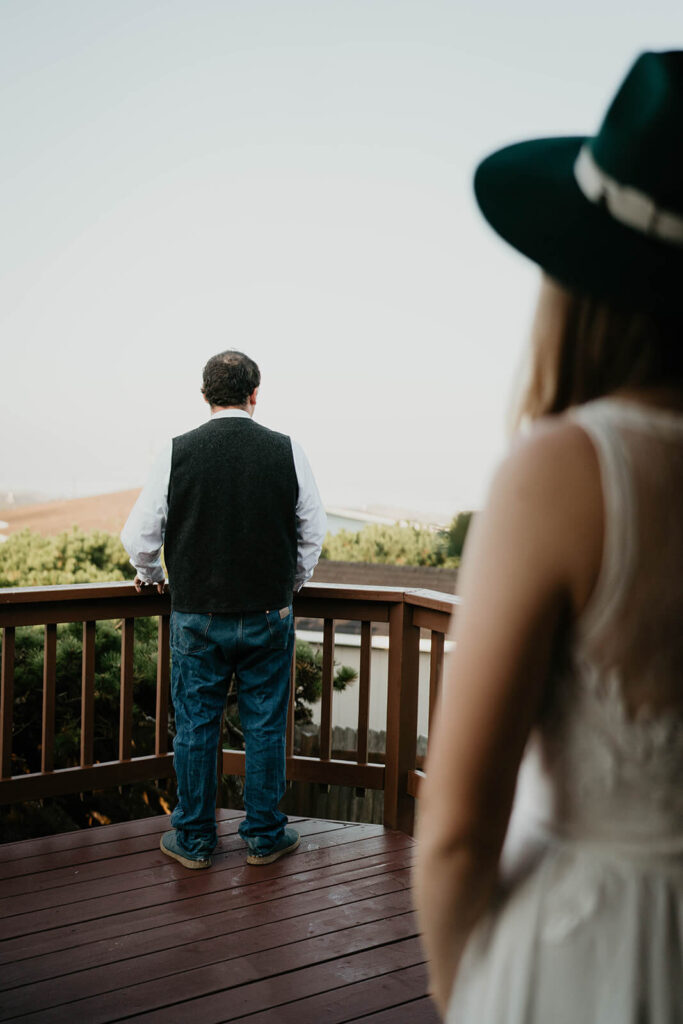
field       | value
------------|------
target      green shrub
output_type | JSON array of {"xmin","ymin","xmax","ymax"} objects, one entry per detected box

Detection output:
[
  {"xmin": 322, "ymin": 522, "xmax": 457, "ymax": 567},
  {"xmin": 0, "ymin": 527, "xmax": 134, "ymax": 587}
]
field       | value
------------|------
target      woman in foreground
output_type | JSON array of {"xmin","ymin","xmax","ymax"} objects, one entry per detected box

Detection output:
[{"xmin": 415, "ymin": 51, "xmax": 683, "ymax": 1023}]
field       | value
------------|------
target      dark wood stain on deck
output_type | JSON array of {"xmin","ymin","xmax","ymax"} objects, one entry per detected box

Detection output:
[{"xmin": 0, "ymin": 811, "xmax": 438, "ymax": 1023}]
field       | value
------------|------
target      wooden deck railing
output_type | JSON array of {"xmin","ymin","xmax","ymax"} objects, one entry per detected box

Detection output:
[{"xmin": 0, "ymin": 582, "xmax": 458, "ymax": 835}]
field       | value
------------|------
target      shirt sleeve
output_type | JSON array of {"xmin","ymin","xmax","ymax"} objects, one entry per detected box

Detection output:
[
  {"xmin": 120, "ymin": 442, "xmax": 172, "ymax": 584},
  {"xmin": 291, "ymin": 440, "xmax": 326, "ymax": 590}
]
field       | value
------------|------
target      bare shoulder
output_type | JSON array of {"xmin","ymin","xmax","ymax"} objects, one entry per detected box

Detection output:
[
  {"xmin": 487, "ymin": 417, "xmax": 603, "ymax": 612},
  {"xmin": 501, "ymin": 416, "xmax": 600, "ymax": 495}
]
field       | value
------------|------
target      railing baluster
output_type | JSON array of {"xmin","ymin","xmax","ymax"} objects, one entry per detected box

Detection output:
[
  {"xmin": 428, "ymin": 630, "xmax": 445, "ymax": 733},
  {"xmin": 42, "ymin": 624, "xmax": 57, "ymax": 773},
  {"xmin": 286, "ymin": 645, "xmax": 296, "ymax": 759},
  {"xmin": 320, "ymin": 618, "xmax": 334, "ymax": 760},
  {"xmin": 356, "ymin": 621, "xmax": 371, "ymax": 764},
  {"xmin": 155, "ymin": 615, "xmax": 170, "ymax": 756},
  {"xmin": 384, "ymin": 601, "xmax": 420, "ymax": 834},
  {"xmin": 119, "ymin": 618, "xmax": 134, "ymax": 761},
  {"xmin": 216, "ymin": 710, "xmax": 224, "ymax": 808},
  {"xmin": 81, "ymin": 621, "xmax": 96, "ymax": 767},
  {"xmin": 1, "ymin": 626, "xmax": 15, "ymax": 779}
]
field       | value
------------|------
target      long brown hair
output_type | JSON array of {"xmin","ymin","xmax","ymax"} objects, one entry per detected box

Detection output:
[{"xmin": 514, "ymin": 276, "xmax": 683, "ymax": 427}]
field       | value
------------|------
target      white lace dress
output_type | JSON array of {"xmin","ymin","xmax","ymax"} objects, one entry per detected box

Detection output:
[{"xmin": 446, "ymin": 398, "xmax": 683, "ymax": 1024}]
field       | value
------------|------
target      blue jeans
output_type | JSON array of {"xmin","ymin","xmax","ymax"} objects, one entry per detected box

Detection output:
[{"xmin": 169, "ymin": 606, "xmax": 294, "ymax": 859}]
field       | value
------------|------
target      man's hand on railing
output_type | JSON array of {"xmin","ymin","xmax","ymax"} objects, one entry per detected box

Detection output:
[{"xmin": 133, "ymin": 575, "xmax": 166, "ymax": 595}]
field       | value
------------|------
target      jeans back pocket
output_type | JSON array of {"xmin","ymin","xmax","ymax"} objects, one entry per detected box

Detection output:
[
  {"xmin": 265, "ymin": 606, "xmax": 292, "ymax": 650},
  {"xmin": 171, "ymin": 612, "xmax": 213, "ymax": 654}
]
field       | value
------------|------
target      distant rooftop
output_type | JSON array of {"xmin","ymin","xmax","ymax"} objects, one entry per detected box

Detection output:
[
  {"xmin": 0, "ymin": 489, "xmax": 141, "ymax": 538},
  {"xmin": 326, "ymin": 505, "xmax": 449, "ymax": 536},
  {"xmin": 311, "ymin": 558, "xmax": 458, "ymax": 595}
]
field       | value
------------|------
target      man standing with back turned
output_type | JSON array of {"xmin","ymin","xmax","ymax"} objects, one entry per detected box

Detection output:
[{"xmin": 121, "ymin": 351, "xmax": 326, "ymax": 869}]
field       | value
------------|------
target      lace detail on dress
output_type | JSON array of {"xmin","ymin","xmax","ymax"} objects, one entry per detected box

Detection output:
[
  {"xmin": 537, "ymin": 653, "xmax": 683, "ymax": 848},
  {"xmin": 578, "ymin": 657, "xmax": 683, "ymax": 760}
]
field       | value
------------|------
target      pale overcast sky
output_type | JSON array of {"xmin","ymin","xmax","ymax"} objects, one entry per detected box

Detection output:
[{"xmin": 1, "ymin": 1, "xmax": 681, "ymax": 518}]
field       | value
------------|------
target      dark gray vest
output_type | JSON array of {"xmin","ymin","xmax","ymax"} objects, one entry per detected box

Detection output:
[{"xmin": 164, "ymin": 417, "xmax": 298, "ymax": 613}]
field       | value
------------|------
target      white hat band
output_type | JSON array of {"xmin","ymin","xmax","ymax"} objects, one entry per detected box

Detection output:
[{"xmin": 574, "ymin": 145, "xmax": 683, "ymax": 247}]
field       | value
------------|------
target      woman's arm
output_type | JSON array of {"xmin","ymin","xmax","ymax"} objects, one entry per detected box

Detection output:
[{"xmin": 414, "ymin": 421, "xmax": 602, "ymax": 1014}]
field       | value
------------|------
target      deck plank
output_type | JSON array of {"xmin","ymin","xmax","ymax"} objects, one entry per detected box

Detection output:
[
  {"xmin": 0, "ymin": 822, "xmax": 401, "ymax": 929},
  {"xmin": 0, "ymin": 809, "xmax": 241, "ymax": 864},
  {"xmin": 0, "ymin": 868, "xmax": 412, "ymax": 989},
  {"xmin": 0, "ymin": 813, "xmax": 431, "ymax": 1023},
  {"xmin": 120, "ymin": 937, "xmax": 428, "ymax": 1024},
  {"xmin": 0, "ymin": 816, "xmax": 337, "ymax": 897},
  {"xmin": 347, "ymin": 997, "xmax": 440, "ymax": 1023},
  {"xmin": 0, "ymin": 832, "xmax": 413, "ymax": 941},
  {"xmin": 0, "ymin": 809, "xmax": 257, "ymax": 879},
  {"xmin": 229, "ymin": 963, "xmax": 434, "ymax": 1023},
  {"xmin": 0, "ymin": 848, "xmax": 415, "ymax": 964},
  {"xmin": 0, "ymin": 890, "xmax": 415, "ymax": 1019}
]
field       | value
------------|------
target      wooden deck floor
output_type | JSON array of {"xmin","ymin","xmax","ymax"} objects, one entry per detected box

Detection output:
[{"xmin": 0, "ymin": 810, "xmax": 438, "ymax": 1023}]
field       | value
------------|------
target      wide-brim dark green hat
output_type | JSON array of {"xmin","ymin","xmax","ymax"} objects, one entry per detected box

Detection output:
[{"xmin": 474, "ymin": 51, "xmax": 683, "ymax": 313}]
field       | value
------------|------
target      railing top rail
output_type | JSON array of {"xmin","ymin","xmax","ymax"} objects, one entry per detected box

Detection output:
[
  {"xmin": 0, "ymin": 579, "xmax": 460, "ymax": 611},
  {"xmin": 0, "ymin": 581, "xmax": 143, "ymax": 604},
  {"xmin": 403, "ymin": 588, "xmax": 461, "ymax": 613},
  {"xmin": 299, "ymin": 582, "xmax": 453, "ymax": 604}
]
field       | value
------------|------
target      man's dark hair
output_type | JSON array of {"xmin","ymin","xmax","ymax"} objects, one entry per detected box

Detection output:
[{"xmin": 202, "ymin": 351, "xmax": 261, "ymax": 408}]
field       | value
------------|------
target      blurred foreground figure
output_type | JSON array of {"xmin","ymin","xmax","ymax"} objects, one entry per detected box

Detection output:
[{"xmin": 415, "ymin": 51, "xmax": 683, "ymax": 1023}]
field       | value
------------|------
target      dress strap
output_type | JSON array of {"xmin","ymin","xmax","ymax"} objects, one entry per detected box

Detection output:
[{"xmin": 568, "ymin": 402, "xmax": 638, "ymax": 646}]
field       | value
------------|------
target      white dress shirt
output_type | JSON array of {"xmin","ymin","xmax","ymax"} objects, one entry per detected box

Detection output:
[{"xmin": 121, "ymin": 409, "xmax": 327, "ymax": 592}]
